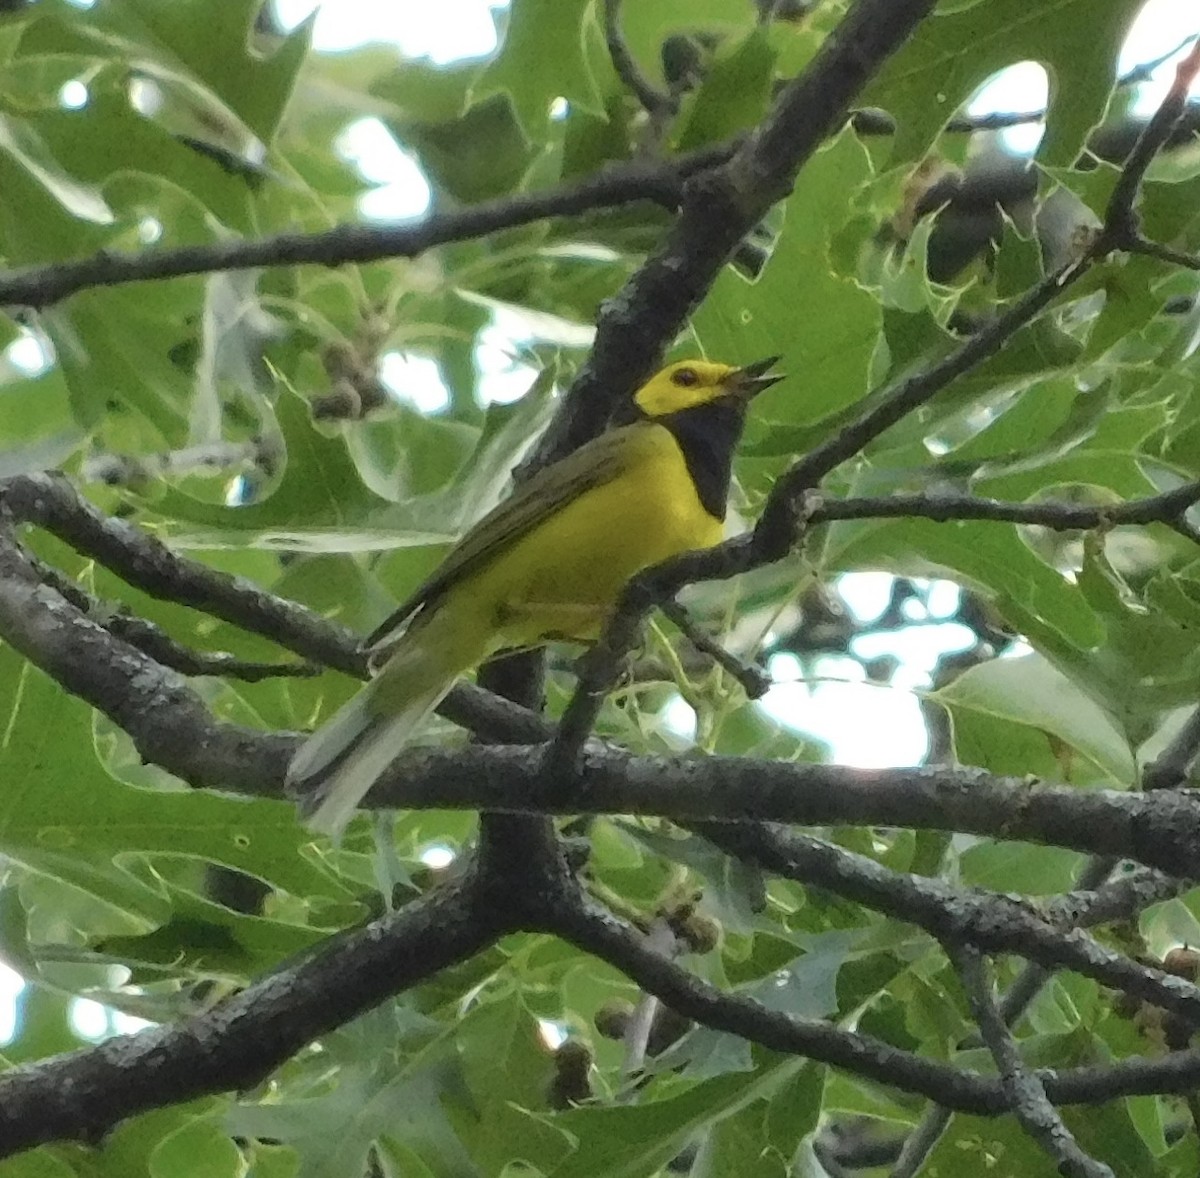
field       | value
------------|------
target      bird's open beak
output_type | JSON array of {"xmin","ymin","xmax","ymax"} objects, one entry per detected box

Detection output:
[{"xmin": 726, "ymin": 355, "xmax": 784, "ymax": 401}]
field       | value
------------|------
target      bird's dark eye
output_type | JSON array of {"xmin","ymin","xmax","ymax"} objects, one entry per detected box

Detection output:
[{"xmin": 672, "ymin": 367, "xmax": 699, "ymax": 388}]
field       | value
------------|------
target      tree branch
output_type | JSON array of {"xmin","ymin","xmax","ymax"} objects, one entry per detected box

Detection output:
[
  {"xmin": 603, "ymin": 0, "xmax": 675, "ymax": 117},
  {"xmin": 8, "ymin": 537, "xmax": 1200, "ymax": 890},
  {"xmin": 5, "ymin": 844, "xmax": 1200, "ymax": 1161},
  {"xmin": 1144, "ymin": 703, "xmax": 1200, "ymax": 792},
  {"xmin": 27, "ymin": 552, "xmax": 320, "ymax": 681},
  {"xmin": 534, "ymin": 0, "xmax": 937, "ymax": 465},
  {"xmin": 7, "ymin": 541, "xmax": 1200, "ymax": 890},
  {"xmin": 700, "ymin": 824, "xmax": 1200, "ymax": 1028},
  {"xmin": 0, "ymin": 473, "xmax": 359, "ymax": 673},
  {"xmin": 889, "ymin": 854, "xmax": 1128, "ymax": 1178},
  {"xmin": 1099, "ymin": 38, "xmax": 1200, "ymax": 252},
  {"xmin": 0, "ymin": 472, "xmax": 548, "ymax": 745},
  {"xmin": 1126, "ymin": 236, "xmax": 1200, "ymax": 271},
  {"xmin": 0, "ymin": 529, "xmax": 294, "ymax": 795},
  {"xmin": 0, "ymin": 868, "xmax": 501, "ymax": 1157},
  {"xmin": 365, "ymin": 743, "xmax": 1200, "ymax": 879},
  {"xmin": 544, "ymin": 892, "xmax": 1200, "ymax": 1115},
  {"xmin": 809, "ymin": 482, "xmax": 1200, "ymax": 533},
  {"xmin": 0, "ymin": 148, "xmax": 732, "ymax": 310},
  {"xmin": 659, "ymin": 598, "xmax": 771, "ymax": 699},
  {"xmin": 950, "ymin": 944, "xmax": 1114, "ymax": 1178},
  {"xmin": 539, "ymin": 38, "xmax": 1200, "ymax": 773}
]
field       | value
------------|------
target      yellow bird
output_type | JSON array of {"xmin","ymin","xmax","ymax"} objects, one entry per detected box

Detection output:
[{"xmin": 288, "ymin": 357, "xmax": 782, "ymax": 833}]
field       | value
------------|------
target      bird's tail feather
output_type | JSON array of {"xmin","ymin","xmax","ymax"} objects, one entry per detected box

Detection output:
[{"xmin": 287, "ymin": 606, "xmax": 481, "ymax": 836}]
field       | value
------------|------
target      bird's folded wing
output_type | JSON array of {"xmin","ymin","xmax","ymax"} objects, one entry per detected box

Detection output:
[{"xmin": 363, "ymin": 422, "xmax": 658, "ymax": 651}]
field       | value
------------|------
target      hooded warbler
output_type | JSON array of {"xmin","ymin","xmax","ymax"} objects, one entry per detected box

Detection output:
[{"xmin": 289, "ymin": 356, "xmax": 782, "ymax": 833}]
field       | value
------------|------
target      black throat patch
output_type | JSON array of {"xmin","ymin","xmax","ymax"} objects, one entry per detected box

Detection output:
[{"xmin": 658, "ymin": 400, "xmax": 746, "ymax": 521}]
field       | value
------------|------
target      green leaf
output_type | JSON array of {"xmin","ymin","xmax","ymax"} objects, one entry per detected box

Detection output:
[
  {"xmin": 824, "ymin": 517, "xmax": 1104, "ymax": 651},
  {"xmin": 42, "ymin": 282, "xmax": 204, "ymax": 440},
  {"xmin": 0, "ymin": 647, "xmax": 332, "ymax": 921},
  {"xmin": 675, "ymin": 27, "xmax": 777, "ymax": 151},
  {"xmin": 694, "ymin": 131, "xmax": 882, "ymax": 432},
  {"xmin": 472, "ymin": 0, "xmax": 605, "ymax": 135},
  {"xmin": 699, "ymin": 1099, "xmax": 788, "ymax": 1178},
  {"xmin": 455, "ymin": 989, "xmax": 551, "ymax": 1112},
  {"xmin": 959, "ymin": 841, "xmax": 1084, "ymax": 895},
  {"xmin": 399, "ymin": 94, "xmax": 536, "ymax": 203},
  {"xmin": 150, "ymin": 1115, "xmax": 244, "ymax": 1178},
  {"xmin": 763, "ymin": 1063, "xmax": 824, "ymax": 1160},
  {"xmin": 0, "ymin": 1150, "xmax": 79, "ymax": 1178},
  {"xmin": 96, "ymin": 879, "xmax": 324, "ymax": 981},
  {"xmin": 934, "ymin": 649, "xmax": 1135, "ymax": 784},
  {"xmin": 22, "ymin": 2, "xmax": 313, "ymax": 144},
  {"xmin": 551, "ymin": 1056, "xmax": 800, "ymax": 1178},
  {"xmin": 228, "ymin": 1006, "xmax": 477, "ymax": 1177},
  {"xmin": 863, "ymin": 0, "xmax": 1141, "ymax": 167},
  {"xmin": 613, "ymin": 0, "xmax": 754, "ymax": 95},
  {"xmin": 144, "ymin": 389, "xmax": 434, "ymax": 551}
]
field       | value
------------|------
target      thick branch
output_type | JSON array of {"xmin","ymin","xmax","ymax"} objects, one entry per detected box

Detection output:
[
  {"xmin": 545, "ymin": 894, "xmax": 1200, "ymax": 1115},
  {"xmin": 369, "ymin": 743, "xmax": 1200, "ymax": 879},
  {"xmin": 0, "ymin": 529, "xmax": 291, "ymax": 795},
  {"xmin": 0, "ymin": 870, "xmax": 500, "ymax": 1157}
]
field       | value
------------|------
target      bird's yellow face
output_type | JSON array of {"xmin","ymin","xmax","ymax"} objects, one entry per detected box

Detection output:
[{"xmin": 634, "ymin": 358, "xmax": 782, "ymax": 418}]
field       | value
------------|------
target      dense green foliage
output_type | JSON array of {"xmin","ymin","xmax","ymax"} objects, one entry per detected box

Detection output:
[{"xmin": 2, "ymin": 0, "xmax": 1200, "ymax": 1175}]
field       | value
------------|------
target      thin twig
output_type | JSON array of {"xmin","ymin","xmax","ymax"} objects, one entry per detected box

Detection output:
[
  {"xmin": 27, "ymin": 555, "xmax": 320, "ymax": 682},
  {"xmin": 855, "ymin": 37, "xmax": 1200, "ymax": 139},
  {"xmin": 699, "ymin": 824, "xmax": 1200, "ymax": 1028},
  {"xmin": 757, "ymin": 263, "xmax": 1089, "ymax": 546},
  {"xmin": 0, "ymin": 145, "xmax": 732, "ymax": 309},
  {"xmin": 603, "ymin": 0, "xmax": 675, "ymax": 117},
  {"xmin": 950, "ymin": 943, "xmax": 1115, "ymax": 1178},
  {"xmin": 1100, "ymin": 38, "xmax": 1200, "ymax": 249},
  {"xmin": 890, "ymin": 856, "xmax": 1120, "ymax": 1178},
  {"xmin": 1127, "ymin": 235, "xmax": 1200, "ymax": 271},
  {"xmin": 890, "ymin": 1110, "xmax": 954, "ymax": 1178},
  {"xmin": 659, "ymin": 598, "xmax": 771, "ymax": 698},
  {"xmin": 809, "ymin": 482, "xmax": 1200, "ymax": 533},
  {"xmin": 1043, "ymin": 863, "xmax": 1179, "ymax": 930},
  {"xmin": 1120, "ymin": 32, "xmax": 1200, "ymax": 86},
  {"xmin": 0, "ymin": 528, "xmax": 297, "ymax": 794},
  {"xmin": 621, "ymin": 918, "xmax": 676, "ymax": 1078},
  {"xmin": 1144, "ymin": 703, "xmax": 1200, "ymax": 792},
  {"xmin": 776, "ymin": 37, "xmax": 1200, "ymax": 541}
]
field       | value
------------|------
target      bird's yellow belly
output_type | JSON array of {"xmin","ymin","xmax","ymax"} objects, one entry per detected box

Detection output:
[{"xmin": 462, "ymin": 430, "xmax": 723, "ymax": 649}]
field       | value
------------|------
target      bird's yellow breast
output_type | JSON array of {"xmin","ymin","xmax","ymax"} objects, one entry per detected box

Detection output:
[{"xmin": 442, "ymin": 422, "xmax": 723, "ymax": 651}]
